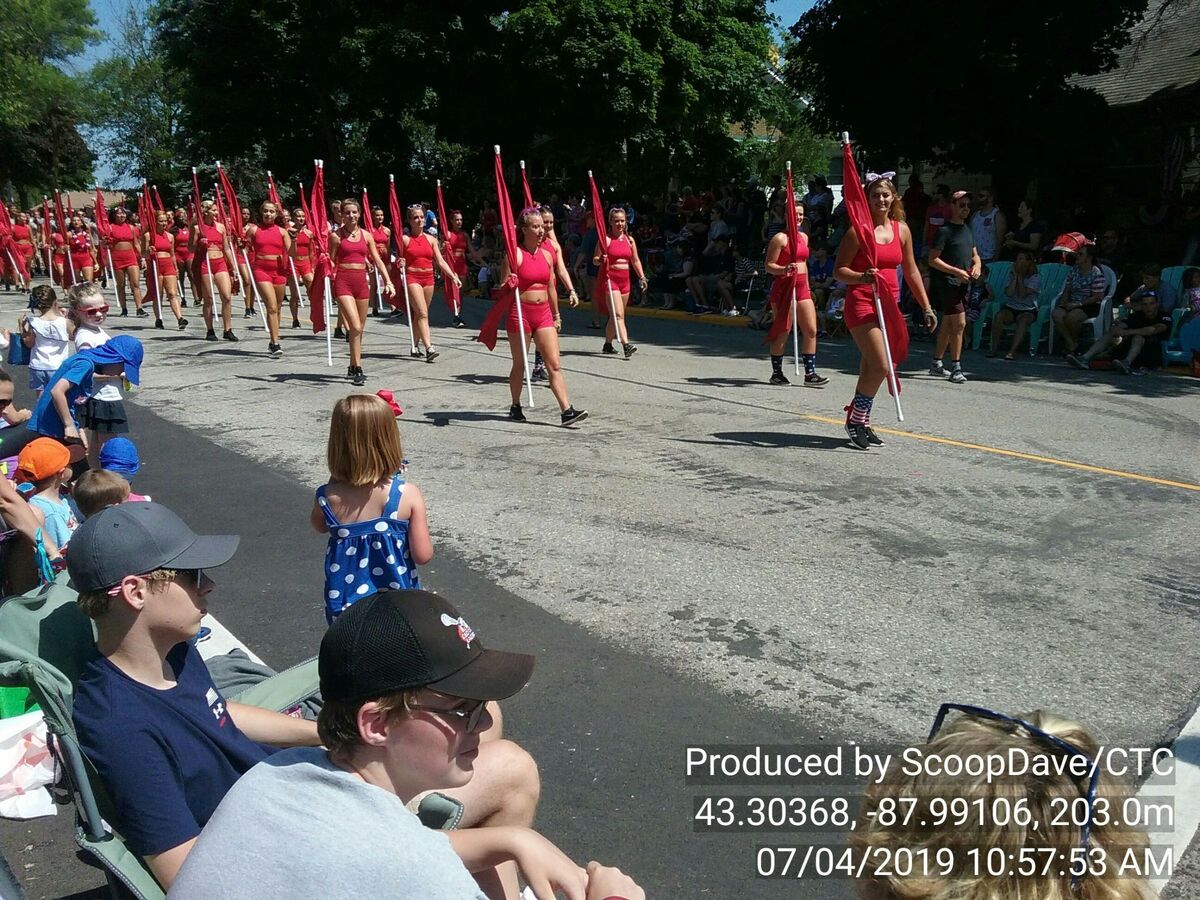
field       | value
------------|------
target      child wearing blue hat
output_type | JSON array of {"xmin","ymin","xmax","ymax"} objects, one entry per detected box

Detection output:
[{"xmin": 98, "ymin": 436, "xmax": 151, "ymax": 501}]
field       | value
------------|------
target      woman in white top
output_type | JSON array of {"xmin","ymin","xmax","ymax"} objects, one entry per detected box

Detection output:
[{"xmin": 18, "ymin": 285, "xmax": 72, "ymax": 395}]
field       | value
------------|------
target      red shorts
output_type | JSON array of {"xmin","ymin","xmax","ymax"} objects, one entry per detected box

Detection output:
[
  {"xmin": 199, "ymin": 255, "xmax": 228, "ymax": 276},
  {"xmin": 110, "ymin": 249, "xmax": 138, "ymax": 270},
  {"xmin": 508, "ymin": 300, "xmax": 555, "ymax": 335},
  {"xmin": 606, "ymin": 267, "xmax": 631, "ymax": 295},
  {"xmin": 175, "ymin": 253, "xmax": 191, "ymax": 269},
  {"xmin": 252, "ymin": 257, "xmax": 287, "ymax": 287},
  {"xmin": 405, "ymin": 268, "xmax": 435, "ymax": 288},
  {"xmin": 333, "ymin": 268, "xmax": 369, "ymax": 301},
  {"xmin": 70, "ymin": 252, "xmax": 94, "ymax": 272},
  {"xmin": 152, "ymin": 256, "xmax": 178, "ymax": 277},
  {"xmin": 293, "ymin": 256, "xmax": 313, "ymax": 277}
]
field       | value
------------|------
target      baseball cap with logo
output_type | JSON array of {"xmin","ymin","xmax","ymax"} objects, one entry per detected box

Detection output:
[
  {"xmin": 67, "ymin": 502, "xmax": 239, "ymax": 593},
  {"xmin": 319, "ymin": 590, "xmax": 535, "ymax": 704}
]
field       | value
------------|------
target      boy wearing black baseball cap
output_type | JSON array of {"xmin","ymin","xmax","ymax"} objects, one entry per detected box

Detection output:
[
  {"xmin": 69, "ymin": 502, "xmax": 321, "ymax": 889},
  {"xmin": 169, "ymin": 590, "xmax": 643, "ymax": 900}
]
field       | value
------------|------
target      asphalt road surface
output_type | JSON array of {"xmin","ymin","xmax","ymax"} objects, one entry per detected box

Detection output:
[{"xmin": 1, "ymin": 285, "xmax": 1198, "ymax": 898}]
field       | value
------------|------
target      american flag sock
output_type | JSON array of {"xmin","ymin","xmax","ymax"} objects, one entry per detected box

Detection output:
[
  {"xmin": 847, "ymin": 392, "xmax": 873, "ymax": 425},
  {"xmin": 802, "ymin": 354, "xmax": 816, "ymax": 376},
  {"xmin": 771, "ymin": 354, "xmax": 783, "ymax": 375}
]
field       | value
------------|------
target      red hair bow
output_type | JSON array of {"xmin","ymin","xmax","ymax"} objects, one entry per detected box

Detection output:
[{"xmin": 376, "ymin": 390, "xmax": 403, "ymax": 417}]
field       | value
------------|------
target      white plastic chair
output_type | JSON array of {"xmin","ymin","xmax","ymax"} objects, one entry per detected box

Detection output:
[{"xmin": 1081, "ymin": 264, "xmax": 1117, "ymax": 342}]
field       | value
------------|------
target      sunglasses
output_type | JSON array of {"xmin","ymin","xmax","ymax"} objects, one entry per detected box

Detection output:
[
  {"xmin": 0, "ymin": 398, "xmax": 10, "ymax": 412},
  {"xmin": 105, "ymin": 568, "xmax": 205, "ymax": 596},
  {"xmin": 409, "ymin": 697, "xmax": 488, "ymax": 732},
  {"xmin": 929, "ymin": 703, "xmax": 1100, "ymax": 888},
  {"xmin": 82, "ymin": 304, "xmax": 110, "ymax": 315}
]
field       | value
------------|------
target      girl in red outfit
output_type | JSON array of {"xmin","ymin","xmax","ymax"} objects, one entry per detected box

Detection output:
[
  {"xmin": 504, "ymin": 209, "xmax": 587, "ymax": 427},
  {"xmin": 50, "ymin": 227, "xmax": 66, "ymax": 286},
  {"xmin": 244, "ymin": 201, "xmax": 292, "ymax": 358},
  {"xmin": 442, "ymin": 209, "xmax": 485, "ymax": 328},
  {"xmin": 288, "ymin": 207, "xmax": 314, "ymax": 329},
  {"xmin": 172, "ymin": 207, "xmax": 197, "ymax": 307},
  {"xmin": 329, "ymin": 199, "xmax": 395, "ymax": 386},
  {"xmin": 367, "ymin": 206, "xmax": 391, "ymax": 316},
  {"xmin": 397, "ymin": 205, "xmax": 460, "ymax": 362},
  {"xmin": 764, "ymin": 203, "xmax": 828, "ymax": 387},
  {"xmin": 189, "ymin": 199, "xmax": 238, "ymax": 342},
  {"xmin": 142, "ymin": 210, "xmax": 187, "ymax": 330},
  {"xmin": 833, "ymin": 176, "xmax": 937, "ymax": 450},
  {"xmin": 68, "ymin": 214, "xmax": 97, "ymax": 285},
  {"xmin": 11, "ymin": 212, "xmax": 35, "ymax": 283},
  {"xmin": 592, "ymin": 207, "xmax": 646, "ymax": 359},
  {"xmin": 104, "ymin": 206, "xmax": 145, "ymax": 317}
]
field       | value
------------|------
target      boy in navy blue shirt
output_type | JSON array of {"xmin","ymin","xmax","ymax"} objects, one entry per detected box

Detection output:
[{"xmin": 69, "ymin": 502, "xmax": 321, "ymax": 889}]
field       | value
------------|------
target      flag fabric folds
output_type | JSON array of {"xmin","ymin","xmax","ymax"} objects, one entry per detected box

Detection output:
[
  {"xmin": 475, "ymin": 151, "xmax": 520, "ymax": 351},
  {"xmin": 765, "ymin": 164, "xmax": 805, "ymax": 345},
  {"xmin": 589, "ymin": 172, "xmax": 614, "ymax": 316},
  {"xmin": 842, "ymin": 140, "xmax": 908, "ymax": 392},
  {"xmin": 307, "ymin": 161, "xmax": 332, "ymax": 333}
]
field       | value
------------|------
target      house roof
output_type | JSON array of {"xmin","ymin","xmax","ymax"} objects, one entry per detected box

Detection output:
[{"xmin": 1074, "ymin": 0, "xmax": 1200, "ymax": 107}]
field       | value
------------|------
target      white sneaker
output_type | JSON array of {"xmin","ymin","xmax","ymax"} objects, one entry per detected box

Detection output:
[{"xmin": 949, "ymin": 369, "xmax": 967, "ymax": 384}]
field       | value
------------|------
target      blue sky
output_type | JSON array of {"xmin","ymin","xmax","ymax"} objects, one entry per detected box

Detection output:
[{"xmin": 769, "ymin": 0, "xmax": 818, "ymax": 33}]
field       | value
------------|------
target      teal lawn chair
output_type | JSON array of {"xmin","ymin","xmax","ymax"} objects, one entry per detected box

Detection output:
[
  {"xmin": 1026, "ymin": 263, "xmax": 1071, "ymax": 356},
  {"xmin": 970, "ymin": 261, "xmax": 1013, "ymax": 349},
  {"xmin": 1158, "ymin": 266, "xmax": 1191, "ymax": 366},
  {"xmin": 0, "ymin": 575, "xmax": 318, "ymax": 900}
]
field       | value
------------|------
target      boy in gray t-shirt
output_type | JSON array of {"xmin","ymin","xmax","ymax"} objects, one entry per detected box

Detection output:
[{"xmin": 168, "ymin": 590, "xmax": 643, "ymax": 900}]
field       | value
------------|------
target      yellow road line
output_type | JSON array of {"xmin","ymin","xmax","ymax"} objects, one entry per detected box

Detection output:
[{"xmin": 802, "ymin": 414, "xmax": 1200, "ymax": 493}]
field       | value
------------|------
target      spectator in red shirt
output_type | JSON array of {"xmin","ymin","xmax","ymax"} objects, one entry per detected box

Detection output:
[{"xmin": 923, "ymin": 184, "xmax": 951, "ymax": 258}]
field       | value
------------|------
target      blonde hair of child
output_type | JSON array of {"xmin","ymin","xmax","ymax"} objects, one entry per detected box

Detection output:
[
  {"xmin": 852, "ymin": 708, "xmax": 1153, "ymax": 900},
  {"xmin": 326, "ymin": 394, "xmax": 404, "ymax": 487}
]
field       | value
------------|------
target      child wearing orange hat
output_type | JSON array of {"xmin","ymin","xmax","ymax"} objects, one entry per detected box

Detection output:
[{"xmin": 15, "ymin": 437, "xmax": 78, "ymax": 549}]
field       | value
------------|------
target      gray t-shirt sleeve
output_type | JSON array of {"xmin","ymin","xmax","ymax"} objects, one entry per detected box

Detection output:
[{"xmin": 168, "ymin": 747, "xmax": 489, "ymax": 900}]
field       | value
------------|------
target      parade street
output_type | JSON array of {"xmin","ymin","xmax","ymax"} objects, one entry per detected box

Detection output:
[{"xmin": 4, "ymin": 293, "xmax": 1197, "ymax": 898}]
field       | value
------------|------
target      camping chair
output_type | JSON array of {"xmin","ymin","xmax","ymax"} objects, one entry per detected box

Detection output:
[
  {"xmin": 969, "ymin": 261, "xmax": 1012, "ymax": 350},
  {"xmin": 1080, "ymin": 264, "xmax": 1118, "ymax": 344},
  {"xmin": 1027, "ymin": 263, "xmax": 1072, "ymax": 356},
  {"xmin": 0, "ymin": 574, "xmax": 319, "ymax": 900}
]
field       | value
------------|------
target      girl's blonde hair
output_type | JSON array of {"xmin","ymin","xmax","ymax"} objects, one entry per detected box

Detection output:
[
  {"xmin": 852, "ymin": 708, "xmax": 1153, "ymax": 900},
  {"xmin": 327, "ymin": 394, "xmax": 404, "ymax": 486}
]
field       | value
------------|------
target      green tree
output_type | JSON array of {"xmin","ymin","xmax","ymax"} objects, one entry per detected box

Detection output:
[
  {"xmin": 0, "ymin": 0, "xmax": 99, "ymax": 201},
  {"xmin": 786, "ymin": 0, "xmax": 1146, "ymax": 182},
  {"xmin": 85, "ymin": 0, "xmax": 187, "ymax": 194}
]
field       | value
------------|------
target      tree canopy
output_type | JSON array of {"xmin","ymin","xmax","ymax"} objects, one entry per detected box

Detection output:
[{"xmin": 786, "ymin": 0, "xmax": 1149, "ymax": 182}]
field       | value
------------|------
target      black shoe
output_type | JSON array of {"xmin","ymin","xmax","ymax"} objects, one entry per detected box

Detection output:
[
  {"xmin": 622, "ymin": 342, "xmax": 638, "ymax": 359},
  {"xmin": 120, "ymin": 307, "xmax": 129, "ymax": 317},
  {"xmin": 154, "ymin": 318, "xmax": 164, "ymax": 330},
  {"xmin": 865, "ymin": 427, "xmax": 884, "ymax": 446},
  {"xmin": 425, "ymin": 348, "xmax": 440, "ymax": 363},
  {"xmin": 244, "ymin": 308, "xmax": 255, "ymax": 319},
  {"xmin": 136, "ymin": 308, "xmax": 148, "ymax": 318},
  {"xmin": 351, "ymin": 366, "xmax": 366, "ymax": 386},
  {"xmin": 292, "ymin": 319, "xmax": 301, "ymax": 329},
  {"xmin": 602, "ymin": 342, "xmax": 617, "ymax": 354},
  {"xmin": 560, "ymin": 406, "xmax": 589, "ymax": 426},
  {"xmin": 268, "ymin": 342, "xmax": 282, "ymax": 359},
  {"xmin": 177, "ymin": 318, "xmax": 188, "ymax": 330},
  {"xmin": 347, "ymin": 365, "xmax": 356, "ymax": 378},
  {"xmin": 334, "ymin": 326, "xmax": 346, "ymax": 340},
  {"xmin": 453, "ymin": 316, "xmax": 465, "ymax": 328},
  {"xmin": 531, "ymin": 364, "xmax": 548, "ymax": 382},
  {"xmin": 509, "ymin": 404, "xmax": 526, "ymax": 422},
  {"xmin": 223, "ymin": 329, "xmax": 238, "ymax": 342},
  {"xmin": 769, "ymin": 371, "xmax": 789, "ymax": 386},
  {"xmin": 411, "ymin": 346, "xmax": 425, "ymax": 358},
  {"xmin": 804, "ymin": 372, "xmax": 830, "ymax": 388},
  {"xmin": 587, "ymin": 322, "xmax": 602, "ymax": 329},
  {"xmin": 205, "ymin": 329, "xmax": 218, "ymax": 341},
  {"xmin": 845, "ymin": 419, "xmax": 871, "ymax": 451}
]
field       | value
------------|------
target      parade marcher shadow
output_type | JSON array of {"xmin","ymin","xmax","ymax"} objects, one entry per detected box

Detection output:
[
  {"xmin": 422, "ymin": 410, "xmax": 563, "ymax": 429},
  {"xmin": 451, "ymin": 373, "xmax": 510, "ymax": 386},
  {"xmin": 677, "ymin": 431, "xmax": 848, "ymax": 451},
  {"xmin": 683, "ymin": 376, "xmax": 765, "ymax": 388},
  {"xmin": 233, "ymin": 372, "xmax": 350, "ymax": 385}
]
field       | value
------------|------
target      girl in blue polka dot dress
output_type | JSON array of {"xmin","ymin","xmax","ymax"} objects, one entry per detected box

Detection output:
[{"xmin": 310, "ymin": 394, "xmax": 433, "ymax": 623}]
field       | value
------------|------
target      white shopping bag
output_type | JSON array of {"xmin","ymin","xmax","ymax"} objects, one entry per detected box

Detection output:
[{"xmin": 0, "ymin": 709, "xmax": 56, "ymax": 819}]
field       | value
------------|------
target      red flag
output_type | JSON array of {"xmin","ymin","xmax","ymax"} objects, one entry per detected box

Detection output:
[
  {"xmin": 54, "ymin": 191, "xmax": 74, "ymax": 286},
  {"xmin": 41, "ymin": 197, "xmax": 53, "ymax": 274},
  {"xmin": 142, "ymin": 181, "xmax": 160, "ymax": 307},
  {"xmin": 842, "ymin": 140, "xmax": 908, "ymax": 387},
  {"xmin": 436, "ymin": 179, "xmax": 459, "ymax": 310},
  {"xmin": 386, "ymin": 175, "xmax": 407, "ymax": 312},
  {"xmin": 189, "ymin": 168, "xmax": 205, "ymax": 288},
  {"xmin": 266, "ymin": 172, "xmax": 282, "ymax": 210},
  {"xmin": 152, "ymin": 185, "xmax": 165, "ymax": 213},
  {"xmin": 307, "ymin": 161, "xmax": 332, "ymax": 333},
  {"xmin": 520, "ymin": 160, "xmax": 535, "ymax": 209},
  {"xmin": 216, "ymin": 165, "xmax": 244, "ymax": 242},
  {"xmin": 66, "ymin": 196, "xmax": 75, "ymax": 218},
  {"xmin": 298, "ymin": 181, "xmax": 310, "ymax": 224},
  {"xmin": 0, "ymin": 202, "xmax": 27, "ymax": 283},
  {"xmin": 475, "ymin": 149, "xmax": 520, "ymax": 350},
  {"xmin": 93, "ymin": 189, "xmax": 110, "ymax": 240},
  {"xmin": 362, "ymin": 187, "xmax": 370, "ymax": 227},
  {"xmin": 766, "ymin": 163, "xmax": 805, "ymax": 344},
  {"xmin": 589, "ymin": 171, "xmax": 614, "ymax": 316}
]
